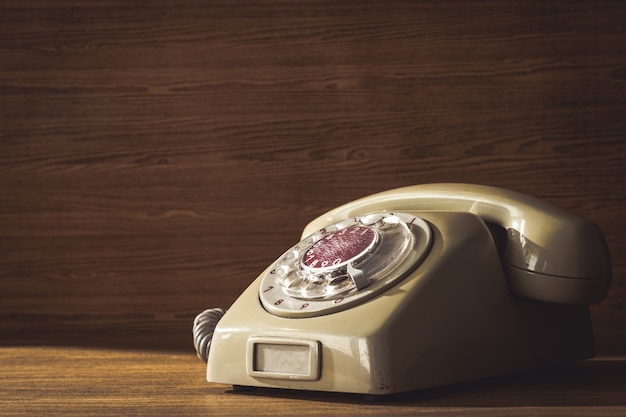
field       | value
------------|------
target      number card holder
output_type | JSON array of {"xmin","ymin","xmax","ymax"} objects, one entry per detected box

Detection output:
[{"xmin": 246, "ymin": 337, "xmax": 321, "ymax": 381}]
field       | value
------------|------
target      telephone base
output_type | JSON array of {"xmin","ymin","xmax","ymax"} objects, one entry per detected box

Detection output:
[{"xmin": 205, "ymin": 211, "xmax": 599, "ymax": 396}]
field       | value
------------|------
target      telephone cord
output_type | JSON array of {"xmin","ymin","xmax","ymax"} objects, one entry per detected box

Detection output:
[{"xmin": 192, "ymin": 308, "xmax": 226, "ymax": 363}]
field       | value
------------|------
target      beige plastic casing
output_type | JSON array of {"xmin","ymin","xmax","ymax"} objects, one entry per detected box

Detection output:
[
  {"xmin": 207, "ymin": 207, "xmax": 600, "ymax": 395},
  {"xmin": 302, "ymin": 183, "xmax": 611, "ymax": 304}
]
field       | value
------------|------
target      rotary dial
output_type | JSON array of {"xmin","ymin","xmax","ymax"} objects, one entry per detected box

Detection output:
[{"xmin": 259, "ymin": 212, "xmax": 432, "ymax": 318}]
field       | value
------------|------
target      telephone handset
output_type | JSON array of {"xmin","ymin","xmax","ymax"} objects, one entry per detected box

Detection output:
[
  {"xmin": 300, "ymin": 183, "xmax": 611, "ymax": 305},
  {"xmin": 194, "ymin": 184, "xmax": 611, "ymax": 397}
]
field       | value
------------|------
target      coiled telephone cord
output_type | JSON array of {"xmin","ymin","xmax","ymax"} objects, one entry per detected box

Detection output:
[{"xmin": 192, "ymin": 308, "xmax": 226, "ymax": 363}]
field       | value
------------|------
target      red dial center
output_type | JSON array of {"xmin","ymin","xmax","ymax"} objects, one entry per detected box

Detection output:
[{"xmin": 302, "ymin": 226, "xmax": 377, "ymax": 270}]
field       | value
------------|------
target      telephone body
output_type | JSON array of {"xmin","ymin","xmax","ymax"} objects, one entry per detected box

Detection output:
[{"xmin": 194, "ymin": 184, "xmax": 611, "ymax": 396}]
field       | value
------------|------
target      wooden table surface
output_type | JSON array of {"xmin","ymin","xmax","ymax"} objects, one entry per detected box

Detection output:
[{"xmin": 1, "ymin": 347, "xmax": 625, "ymax": 416}]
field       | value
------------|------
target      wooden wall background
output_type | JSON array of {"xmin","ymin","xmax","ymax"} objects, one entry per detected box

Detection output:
[{"xmin": 1, "ymin": 1, "xmax": 625, "ymax": 354}]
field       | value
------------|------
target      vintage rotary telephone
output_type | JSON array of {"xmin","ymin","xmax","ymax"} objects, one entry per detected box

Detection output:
[{"xmin": 193, "ymin": 183, "xmax": 611, "ymax": 397}]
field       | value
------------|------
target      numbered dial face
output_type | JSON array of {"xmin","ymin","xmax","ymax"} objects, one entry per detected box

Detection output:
[{"xmin": 259, "ymin": 212, "xmax": 432, "ymax": 318}]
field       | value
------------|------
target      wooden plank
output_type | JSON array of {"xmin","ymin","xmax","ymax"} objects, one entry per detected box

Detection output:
[
  {"xmin": 1, "ymin": 347, "xmax": 626, "ymax": 416},
  {"xmin": 0, "ymin": 0, "xmax": 625, "ymax": 353}
]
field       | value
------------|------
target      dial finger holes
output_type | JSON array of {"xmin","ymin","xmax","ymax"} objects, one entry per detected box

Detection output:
[{"xmin": 259, "ymin": 212, "xmax": 432, "ymax": 318}]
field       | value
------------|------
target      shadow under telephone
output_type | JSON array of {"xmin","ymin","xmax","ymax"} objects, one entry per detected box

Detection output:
[{"xmin": 193, "ymin": 183, "xmax": 611, "ymax": 397}]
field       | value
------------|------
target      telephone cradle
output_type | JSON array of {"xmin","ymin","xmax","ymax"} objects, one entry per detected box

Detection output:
[{"xmin": 193, "ymin": 183, "xmax": 611, "ymax": 397}]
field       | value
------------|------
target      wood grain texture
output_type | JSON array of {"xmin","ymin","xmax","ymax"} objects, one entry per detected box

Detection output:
[
  {"xmin": 1, "ymin": 1, "xmax": 625, "ymax": 353},
  {"xmin": 1, "ymin": 347, "xmax": 626, "ymax": 416}
]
